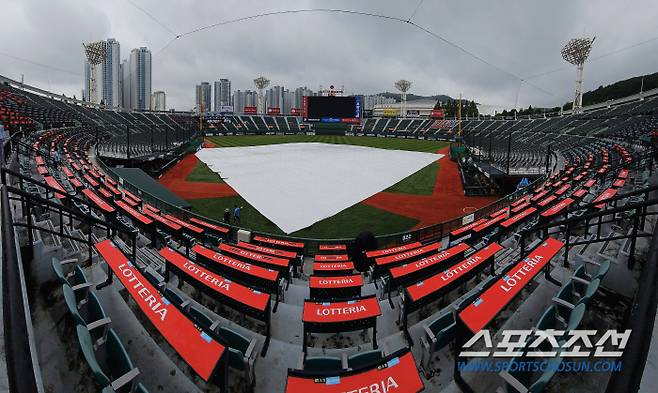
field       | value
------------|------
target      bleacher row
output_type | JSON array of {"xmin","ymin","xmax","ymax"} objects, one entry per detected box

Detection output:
[
  {"xmin": 459, "ymin": 95, "xmax": 658, "ymax": 172},
  {"xmin": 0, "ymin": 83, "xmax": 194, "ymax": 161},
  {"xmin": 5, "ymin": 107, "xmax": 654, "ymax": 393}
]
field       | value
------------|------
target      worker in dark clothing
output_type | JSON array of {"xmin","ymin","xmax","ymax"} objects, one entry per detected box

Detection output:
[{"xmin": 223, "ymin": 207, "xmax": 231, "ymax": 224}]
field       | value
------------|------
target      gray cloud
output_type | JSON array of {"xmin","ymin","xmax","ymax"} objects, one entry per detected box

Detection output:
[{"xmin": 1, "ymin": 0, "xmax": 657, "ymax": 110}]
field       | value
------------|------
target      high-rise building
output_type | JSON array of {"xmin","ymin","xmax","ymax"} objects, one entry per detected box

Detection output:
[
  {"xmin": 266, "ymin": 85, "xmax": 285, "ymax": 111},
  {"xmin": 232, "ymin": 90, "xmax": 244, "ymax": 114},
  {"xmin": 294, "ymin": 86, "xmax": 314, "ymax": 109},
  {"xmin": 232, "ymin": 89, "xmax": 259, "ymax": 114},
  {"xmin": 151, "ymin": 91, "xmax": 166, "ymax": 111},
  {"xmin": 213, "ymin": 79, "xmax": 231, "ymax": 111},
  {"xmin": 102, "ymin": 38, "xmax": 120, "ymax": 107},
  {"xmin": 83, "ymin": 38, "xmax": 121, "ymax": 107},
  {"xmin": 129, "ymin": 47, "xmax": 152, "ymax": 110},
  {"xmin": 195, "ymin": 82, "xmax": 211, "ymax": 113},
  {"xmin": 283, "ymin": 89, "xmax": 295, "ymax": 115},
  {"xmin": 120, "ymin": 59, "xmax": 130, "ymax": 109}
]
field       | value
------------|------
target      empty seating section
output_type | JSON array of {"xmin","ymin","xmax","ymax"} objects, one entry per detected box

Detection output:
[{"xmin": 3, "ymin": 78, "xmax": 658, "ymax": 393}]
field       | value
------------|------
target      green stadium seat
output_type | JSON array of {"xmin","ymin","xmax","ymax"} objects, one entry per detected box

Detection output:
[
  {"xmin": 455, "ymin": 290, "xmax": 481, "ymax": 312},
  {"xmin": 535, "ymin": 303, "xmax": 585, "ymax": 341},
  {"xmin": 420, "ymin": 311, "xmax": 456, "ymax": 370},
  {"xmin": 52, "ymin": 257, "xmax": 92, "ymax": 304},
  {"xmin": 76, "ymin": 325, "xmax": 140, "ymax": 393},
  {"xmin": 303, "ymin": 356, "xmax": 343, "ymax": 373},
  {"xmin": 217, "ymin": 326, "xmax": 258, "ymax": 385},
  {"xmin": 189, "ymin": 306, "xmax": 219, "ymax": 333},
  {"xmin": 535, "ymin": 305, "xmax": 559, "ymax": 331},
  {"xmin": 553, "ymin": 279, "xmax": 600, "ymax": 322},
  {"xmin": 551, "ymin": 282, "xmax": 576, "ymax": 321},
  {"xmin": 572, "ymin": 260, "xmax": 609, "ymax": 288},
  {"xmin": 62, "ymin": 284, "xmax": 111, "ymax": 346},
  {"xmin": 566, "ymin": 303, "xmax": 586, "ymax": 332},
  {"xmin": 347, "ymin": 349, "xmax": 384, "ymax": 370},
  {"xmin": 143, "ymin": 267, "xmax": 165, "ymax": 289},
  {"xmin": 163, "ymin": 287, "xmax": 190, "ymax": 310},
  {"xmin": 499, "ymin": 344, "xmax": 564, "ymax": 393}
]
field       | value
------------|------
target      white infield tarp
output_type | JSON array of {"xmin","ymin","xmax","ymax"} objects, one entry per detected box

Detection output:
[{"xmin": 195, "ymin": 143, "xmax": 442, "ymax": 234}]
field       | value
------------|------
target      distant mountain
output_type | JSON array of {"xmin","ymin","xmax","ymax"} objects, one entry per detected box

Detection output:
[
  {"xmin": 373, "ymin": 92, "xmax": 454, "ymax": 103},
  {"xmin": 580, "ymin": 71, "xmax": 658, "ymax": 106}
]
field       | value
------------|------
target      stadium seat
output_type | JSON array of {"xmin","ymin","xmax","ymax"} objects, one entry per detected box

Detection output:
[
  {"xmin": 76, "ymin": 325, "xmax": 140, "ymax": 393},
  {"xmin": 217, "ymin": 326, "xmax": 258, "ymax": 385},
  {"xmin": 420, "ymin": 311, "xmax": 456, "ymax": 370},
  {"xmin": 62, "ymin": 284, "xmax": 111, "ymax": 346},
  {"xmin": 302, "ymin": 356, "xmax": 344, "ymax": 373},
  {"xmin": 347, "ymin": 349, "xmax": 384, "ymax": 370},
  {"xmin": 573, "ymin": 260, "xmax": 610, "ymax": 284},
  {"xmin": 163, "ymin": 287, "xmax": 190, "ymax": 310},
  {"xmin": 571, "ymin": 268, "xmax": 603, "ymax": 299},
  {"xmin": 552, "ymin": 279, "xmax": 600, "ymax": 321},
  {"xmin": 535, "ymin": 303, "xmax": 586, "ymax": 338},
  {"xmin": 189, "ymin": 306, "xmax": 219, "ymax": 333},
  {"xmin": 143, "ymin": 267, "xmax": 165, "ymax": 288},
  {"xmin": 52, "ymin": 257, "xmax": 92, "ymax": 304},
  {"xmin": 499, "ymin": 347, "xmax": 563, "ymax": 393}
]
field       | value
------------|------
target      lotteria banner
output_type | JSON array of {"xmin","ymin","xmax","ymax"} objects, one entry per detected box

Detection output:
[
  {"xmin": 302, "ymin": 296, "xmax": 381, "ymax": 324},
  {"xmin": 431, "ymin": 109, "xmax": 445, "ymax": 119},
  {"xmin": 267, "ymin": 107, "xmax": 281, "ymax": 115}
]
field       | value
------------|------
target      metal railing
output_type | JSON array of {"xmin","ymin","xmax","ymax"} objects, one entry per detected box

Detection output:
[{"xmin": 1, "ymin": 185, "xmax": 42, "ymax": 393}]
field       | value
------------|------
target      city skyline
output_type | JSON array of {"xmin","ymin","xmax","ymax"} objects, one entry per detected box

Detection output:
[
  {"xmin": 83, "ymin": 38, "xmax": 157, "ymax": 110},
  {"xmin": 6, "ymin": 2, "xmax": 657, "ymax": 112},
  {"xmin": 193, "ymin": 78, "xmax": 399, "ymax": 115}
]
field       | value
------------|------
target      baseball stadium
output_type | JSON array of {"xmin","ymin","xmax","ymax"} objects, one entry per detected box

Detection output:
[{"xmin": 1, "ymin": 2, "xmax": 658, "ymax": 393}]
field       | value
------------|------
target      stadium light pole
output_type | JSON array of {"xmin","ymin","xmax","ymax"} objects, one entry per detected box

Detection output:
[
  {"xmin": 83, "ymin": 41, "xmax": 107, "ymax": 105},
  {"xmin": 561, "ymin": 37, "xmax": 595, "ymax": 114},
  {"xmin": 394, "ymin": 80, "xmax": 412, "ymax": 118},
  {"xmin": 254, "ymin": 76, "xmax": 270, "ymax": 115}
]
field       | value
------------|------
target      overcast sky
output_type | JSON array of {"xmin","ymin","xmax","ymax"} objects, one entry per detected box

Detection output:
[{"xmin": 1, "ymin": 0, "xmax": 658, "ymax": 111}]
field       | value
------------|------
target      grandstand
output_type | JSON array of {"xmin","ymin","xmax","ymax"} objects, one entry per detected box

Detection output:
[{"xmin": 2, "ymin": 62, "xmax": 658, "ymax": 393}]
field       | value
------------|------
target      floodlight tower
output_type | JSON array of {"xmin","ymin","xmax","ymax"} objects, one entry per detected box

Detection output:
[
  {"xmin": 83, "ymin": 41, "xmax": 107, "ymax": 105},
  {"xmin": 561, "ymin": 37, "xmax": 595, "ymax": 114},
  {"xmin": 394, "ymin": 79, "xmax": 412, "ymax": 117},
  {"xmin": 253, "ymin": 76, "xmax": 270, "ymax": 114}
]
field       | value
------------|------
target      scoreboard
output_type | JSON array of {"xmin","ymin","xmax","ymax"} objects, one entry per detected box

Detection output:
[{"xmin": 303, "ymin": 96, "xmax": 361, "ymax": 123}]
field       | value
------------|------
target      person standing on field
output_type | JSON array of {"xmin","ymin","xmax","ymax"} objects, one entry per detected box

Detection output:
[
  {"xmin": 234, "ymin": 205, "xmax": 243, "ymax": 225},
  {"xmin": 223, "ymin": 207, "xmax": 231, "ymax": 224}
]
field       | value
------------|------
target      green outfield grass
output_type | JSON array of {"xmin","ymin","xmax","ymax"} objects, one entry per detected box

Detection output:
[
  {"xmin": 189, "ymin": 196, "xmax": 283, "ymax": 234},
  {"xmin": 385, "ymin": 161, "xmax": 439, "ymax": 195},
  {"xmin": 206, "ymin": 135, "xmax": 448, "ymax": 153},
  {"xmin": 186, "ymin": 160, "xmax": 224, "ymax": 183},
  {"xmin": 189, "ymin": 196, "xmax": 419, "ymax": 238},
  {"xmin": 183, "ymin": 135, "xmax": 445, "ymax": 238}
]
